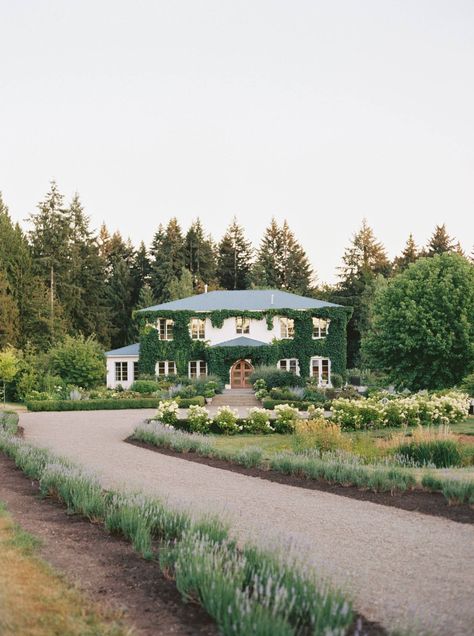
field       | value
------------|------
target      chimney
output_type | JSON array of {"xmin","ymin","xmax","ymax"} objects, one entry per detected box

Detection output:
[{"xmin": 204, "ymin": 284, "xmax": 208, "ymax": 294}]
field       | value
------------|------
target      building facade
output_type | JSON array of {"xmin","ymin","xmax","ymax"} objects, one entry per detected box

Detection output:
[{"xmin": 105, "ymin": 289, "xmax": 352, "ymax": 389}]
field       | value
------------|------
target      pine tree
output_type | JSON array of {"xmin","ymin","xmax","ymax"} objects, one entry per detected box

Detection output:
[
  {"xmin": 253, "ymin": 219, "xmax": 314, "ymax": 293},
  {"xmin": 0, "ymin": 270, "xmax": 19, "ymax": 347},
  {"xmin": 393, "ymin": 234, "xmax": 419, "ymax": 271},
  {"xmin": 167, "ymin": 267, "xmax": 194, "ymax": 300},
  {"xmin": 150, "ymin": 219, "xmax": 185, "ymax": 302},
  {"xmin": 135, "ymin": 284, "xmax": 155, "ymax": 310},
  {"xmin": 131, "ymin": 241, "xmax": 151, "ymax": 306},
  {"xmin": 425, "ymin": 224, "xmax": 455, "ymax": 256},
  {"xmin": 335, "ymin": 219, "xmax": 391, "ymax": 367},
  {"xmin": 217, "ymin": 218, "xmax": 253, "ymax": 290},
  {"xmin": 184, "ymin": 219, "xmax": 216, "ymax": 288}
]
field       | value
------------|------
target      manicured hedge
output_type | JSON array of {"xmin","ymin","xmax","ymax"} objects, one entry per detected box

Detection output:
[
  {"xmin": 261, "ymin": 398, "xmax": 313, "ymax": 411},
  {"xmin": 26, "ymin": 396, "xmax": 206, "ymax": 412},
  {"xmin": 26, "ymin": 398, "xmax": 160, "ymax": 411}
]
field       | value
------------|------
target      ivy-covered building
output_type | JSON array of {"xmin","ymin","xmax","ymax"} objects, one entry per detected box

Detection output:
[{"xmin": 105, "ymin": 290, "xmax": 352, "ymax": 389}]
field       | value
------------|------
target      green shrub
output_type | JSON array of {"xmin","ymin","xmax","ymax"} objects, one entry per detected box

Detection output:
[
  {"xmin": 176, "ymin": 396, "xmax": 205, "ymax": 407},
  {"xmin": 211, "ymin": 406, "xmax": 240, "ymax": 435},
  {"xmin": 331, "ymin": 373, "xmax": 343, "ymax": 388},
  {"xmin": 187, "ymin": 405, "xmax": 212, "ymax": 434},
  {"xmin": 0, "ymin": 411, "xmax": 19, "ymax": 434},
  {"xmin": 242, "ymin": 408, "xmax": 274, "ymax": 434},
  {"xmin": 130, "ymin": 380, "xmax": 161, "ymax": 394},
  {"xmin": 48, "ymin": 335, "xmax": 105, "ymax": 389},
  {"xmin": 250, "ymin": 366, "xmax": 305, "ymax": 389},
  {"xmin": 262, "ymin": 398, "xmax": 313, "ymax": 411},
  {"xmin": 460, "ymin": 373, "xmax": 474, "ymax": 397},
  {"xmin": 396, "ymin": 440, "xmax": 462, "ymax": 468},
  {"xmin": 26, "ymin": 398, "xmax": 160, "ymax": 411}
]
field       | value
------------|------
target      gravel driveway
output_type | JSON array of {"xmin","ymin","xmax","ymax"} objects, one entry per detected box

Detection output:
[{"xmin": 21, "ymin": 410, "xmax": 474, "ymax": 636}]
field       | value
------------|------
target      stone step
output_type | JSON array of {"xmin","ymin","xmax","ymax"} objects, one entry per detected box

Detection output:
[{"xmin": 211, "ymin": 394, "xmax": 260, "ymax": 407}]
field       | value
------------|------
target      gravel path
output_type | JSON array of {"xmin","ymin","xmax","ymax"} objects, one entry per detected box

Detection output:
[{"xmin": 21, "ymin": 410, "xmax": 474, "ymax": 636}]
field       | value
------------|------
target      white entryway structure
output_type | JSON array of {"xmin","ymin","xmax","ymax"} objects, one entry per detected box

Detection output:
[{"xmin": 105, "ymin": 343, "xmax": 140, "ymax": 389}]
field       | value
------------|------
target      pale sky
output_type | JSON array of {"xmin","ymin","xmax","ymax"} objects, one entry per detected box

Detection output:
[{"xmin": 1, "ymin": 1, "xmax": 473, "ymax": 283}]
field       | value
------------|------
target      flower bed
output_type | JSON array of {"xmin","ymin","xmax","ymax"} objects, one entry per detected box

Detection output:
[{"xmin": 331, "ymin": 391, "xmax": 470, "ymax": 431}]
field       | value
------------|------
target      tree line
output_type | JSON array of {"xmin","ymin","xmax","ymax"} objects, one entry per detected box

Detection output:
[{"xmin": 0, "ymin": 181, "xmax": 472, "ymax": 367}]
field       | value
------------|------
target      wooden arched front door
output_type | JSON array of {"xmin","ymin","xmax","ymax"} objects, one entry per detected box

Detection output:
[{"xmin": 230, "ymin": 359, "xmax": 254, "ymax": 389}]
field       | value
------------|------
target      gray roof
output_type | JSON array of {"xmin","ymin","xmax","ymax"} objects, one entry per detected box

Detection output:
[
  {"xmin": 138, "ymin": 289, "xmax": 341, "ymax": 313},
  {"xmin": 105, "ymin": 343, "xmax": 140, "ymax": 357},
  {"xmin": 211, "ymin": 336, "xmax": 267, "ymax": 348}
]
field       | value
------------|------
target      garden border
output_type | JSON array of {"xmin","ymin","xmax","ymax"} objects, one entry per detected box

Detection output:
[{"xmin": 126, "ymin": 437, "xmax": 474, "ymax": 525}]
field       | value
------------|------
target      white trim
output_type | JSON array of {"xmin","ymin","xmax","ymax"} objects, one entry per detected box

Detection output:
[
  {"xmin": 156, "ymin": 318, "xmax": 174, "ymax": 341},
  {"xmin": 189, "ymin": 317, "xmax": 206, "ymax": 340},
  {"xmin": 312, "ymin": 317, "xmax": 330, "ymax": 339},
  {"xmin": 309, "ymin": 356, "xmax": 332, "ymax": 387},
  {"xmin": 277, "ymin": 358, "xmax": 300, "ymax": 376},
  {"xmin": 188, "ymin": 360, "xmax": 208, "ymax": 378},
  {"xmin": 155, "ymin": 360, "xmax": 177, "ymax": 376},
  {"xmin": 279, "ymin": 316, "xmax": 295, "ymax": 339}
]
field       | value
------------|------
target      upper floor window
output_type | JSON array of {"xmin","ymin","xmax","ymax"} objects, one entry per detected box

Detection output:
[
  {"xmin": 189, "ymin": 360, "xmax": 208, "ymax": 378},
  {"xmin": 280, "ymin": 317, "xmax": 295, "ymax": 339},
  {"xmin": 278, "ymin": 358, "xmax": 299, "ymax": 375},
  {"xmin": 115, "ymin": 361, "xmax": 128, "ymax": 382},
  {"xmin": 190, "ymin": 318, "xmax": 206, "ymax": 340},
  {"xmin": 155, "ymin": 360, "xmax": 177, "ymax": 377},
  {"xmin": 310, "ymin": 357, "xmax": 331, "ymax": 386},
  {"xmin": 157, "ymin": 318, "xmax": 174, "ymax": 340},
  {"xmin": 312, "ymin": 317, "xmax": 330, "ymax": 339},
  {"xmin": 236, "ymin": 316, "xmax": 250, "ymax": 335}
]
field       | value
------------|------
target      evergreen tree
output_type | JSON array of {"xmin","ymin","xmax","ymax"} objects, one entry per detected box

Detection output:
[
  {"xmin": 335, "ymin": 219, "xmax": 391, "ymax": 367},
  {"xmin": 393, "ymin": 234, "xmax": 419, "ymax": 271},
  {"xmin": 253, "ymin": 219, "xmax": 314, "ymax": 293},
  {"xmin": 167, "ymin": 267, "xmax": 194, "ymax": 300},
  {"xmin": 184, "ymin": 219, "xmax": 216, "ymax": 288},
  {"xmin": 131, "ymin": 241, "xmax": 151, "ymax": 306},
  {"xmin": 135, "ymin": 284, "xmax": 155, "ymax": 310},
  {"xmin": 150, "ymin": 218, "xmax": 185, "ymax": 302},
  {"xmin": 0, "ymin": 270, "xmax": 19, "ymax": 347},
  {"xmin": 425, "ymin": 224, "xmax": 455, "ymax": 256},
  {"xmin": 217, "ymin": 218, "xmax": 253, "ymax": 290}
]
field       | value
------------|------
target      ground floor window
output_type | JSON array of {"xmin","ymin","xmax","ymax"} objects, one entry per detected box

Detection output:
[
  {"xmin": 310, "ymin": 357, "xmax": 331, "ymax": 386},
  {"xmin": 277, "ymin": 358, "xmax": 300, "ymax": 375},
  {"xmin": 189, "ymin": 360, "xmax": 208, "ymax": 378},
  {"xmin": 155, "ymin": 360, "xmax": 177, "ymax": 377},
  {"xmin": 133, "ymin": 361, "xmax": 139, "ymax": 380},
  {"xmin": 115, "ymin": 361, "xmax": 128, "ymax": 382}
]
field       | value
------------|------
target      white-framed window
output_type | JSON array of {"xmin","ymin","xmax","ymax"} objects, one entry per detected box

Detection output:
[
  {"xmin": 157, "ymin": 318, "xmax": 174, "ymax": 340},
  {"xmin": 190, "ymin": 317, "xmax": 206, "ymax": 340},
  {"xmin": 312, "ymin": 317, "xmax": 330, "ymax": 339},
  {"xmin": 310, "ymin": 357, "xmax": 331, "ymax": 386},
  {"xmin": 115, "ymin": 361, "xmax": 128, "ymax": 382},
  {"xmin": 280, "ymin": 317, "xmax": 295, "ymax": 339},
  {"xmin": 155, "ymin": 360, "xmax": 177, "ymax": 377},
  {"xmin": 277, "ymin": 358, "xmax": 300, "ymax": 375},
  {"xmin": 133, "ymin": 361, "xmax": 139, "ymax": 380},
  {"xmin": 236, "ymin": 316, "xmax": 250, "ymax": 335},
  {"xmin": 189, "ymin": 360, "xmax": 208, "ymax": 378}
]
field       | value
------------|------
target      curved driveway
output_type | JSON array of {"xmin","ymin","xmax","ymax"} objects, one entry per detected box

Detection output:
[{"xmin": 21, "ymin": 410, "xmax": 474, "ymax": 636}]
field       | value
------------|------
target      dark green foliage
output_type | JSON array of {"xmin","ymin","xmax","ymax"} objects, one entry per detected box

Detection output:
[
  {"xmin": 150, "ymin": 219, "xmax": 185, "ymax": 302},
  {"xmin": 253, "ymin": 219, "xmax": 314, "ymax": 294},
  {"xmin": 261, "ymin": 399, "xmax": 314, "ymax": 410},
  {"xmin": 216, "ymin": 218, "xmax": 253, "ymax": 290},
  {"xmin": 362, "ymin": 253, "xmax": 474, "ymax": 390},
  {"xmin": 396, "ymin": 440, "xmax": 462, "ymax": 468},
  {"xmin": 184, "ymin": 219, "xmax": 216, "ymax": 289},
  {"xmin": 0, "ymin": 270, "xmax": 19, "ymax": 347},
  {"xmin": 393, "ymin": 234, "xmax": 419, "ymax": 272},
  {"xmin": 330, "ymin": 373, "xmax": 343, "ymax": 388},
  {"xmin": 425, "ymin": 224, "xmax": 455, "ymax": 256},
  {"xmin": 26, "ymin": 398, "xmax": 160, "ymax": 411},
  {"xmin": 130, "ymin": 380, "xmax": 161, "ymax": 393},
  {"xmin": 460, "ymin": 373, "xmax": 474, "ymax": 397},
  {"xmin": 250, "ymin": 366, "xmax": 305, "ymax": 388},
  {"xmin": 137, "ymin": 306, "xmax": 351, "ymax": 384}
]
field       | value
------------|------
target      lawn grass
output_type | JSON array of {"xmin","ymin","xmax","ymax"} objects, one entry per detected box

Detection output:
[{"xmin": 0, "ymin": 501, "xmax": 129, "ymax": 636}]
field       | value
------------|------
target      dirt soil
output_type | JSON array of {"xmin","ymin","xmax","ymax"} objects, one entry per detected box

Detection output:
[
  {"xmin": 0, "ymin": 452, "xmax": 386, "ymax": 636},
  {"xmin": 0, "ymin": 453, "xmax": 217, "ymax": 636},
  {"xmin": 126, "ymin": 439, "xmax": 474, "ymax": 525}
]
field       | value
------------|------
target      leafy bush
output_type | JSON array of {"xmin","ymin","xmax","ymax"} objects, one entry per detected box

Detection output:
[
  {"xmin": 243, "ymin": 408, "xmax": 274, "ymax": 434},
  {"xmin": 302, "ymin": 387, "xmax": 328, "ymax": 404},
  {"xmin": 0, "ymin": 411, "xmax": 19, "ymax": 434},
  {"xmin": 460, "ymin": 373, "xmax": 474, "ymax": 397},
  {"xmin": 250, "ymin": 366, "xmax": 305, "ymax": 388},
  {"xmin": 330, "ymin": 373, "xmax": 343, "ymax": 388},
  {"xmin": 187, "ymin": 405, "xmax": 212, "ymax": 433},
  {"xmin": 26, "ymin": 398, "xmax": 160, "ymax": 411},
  {"xmin": 396, "ymin": 440, "xmax": 462, "ymax": 468},
  {"xmin": 130, "ymin": 380, "xmax": 161, "ymax": 394},
  {"xmin": 273, "ymin": 404, "xmax": 300, "ymax": 434},
  {"xmin": 48, "ymin": 335, "xmax": 105, "ymax": 389},
  {"xmin": 156, "ymin": 400, "xmax": 179, "ymax": 425},
  {"xmin": 176, "ymin": 396, "xmax": 205, "ymax": 407},
  {"xmin": 262, "ymin": 399, "xmax": 313, "ymax": 411},
  {"xmin": 212, "ymin": 406, "xmax": 240, "ymax": 435}
]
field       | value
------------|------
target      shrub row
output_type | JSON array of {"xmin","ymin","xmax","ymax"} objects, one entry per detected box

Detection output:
[
  {"xmin": 0, "ymin": 430, "xmax": 353, "ymax": 635},
  {"xmin": 261, "ymin": 399, "xmax": 314, "ymax": 411},
  {"xmin": 26, "ymin": 396, "xmax": 205, "ymax": 412}
]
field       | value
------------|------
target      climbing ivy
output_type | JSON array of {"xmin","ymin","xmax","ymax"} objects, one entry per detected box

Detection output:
[{"xmin": 135, "ymin": 306, "xmax": 352, "ymax": 383}]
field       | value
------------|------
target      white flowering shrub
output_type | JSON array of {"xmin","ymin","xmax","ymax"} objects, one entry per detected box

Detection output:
[
  {"xmin": 156, "ymin": 399, "xmax": 179, "ymax": 425},
  {"xmin": 331, "ymin": 391, "xmax": 470, "ymax": 431},
  {"xmin": 273, "ymin": 404, "xmax": 300, "ymax": 433},
  {"xmin": 307, "ymin": 404, "xmax": 326, "ymax": 420},
  {"xmin": 212, "ymin": 405, "xmax": 240, "ymax": 435},
  {"xmin": 243, "ymin": 408, "xmax": 274, "ymax": 434},
  {"xmin": 187, "ymin": 404, "xmax": 211, "ymax": 433}
]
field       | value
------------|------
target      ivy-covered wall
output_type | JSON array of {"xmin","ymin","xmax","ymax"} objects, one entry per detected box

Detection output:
[{"xmin": 135, "ymin": 306, "xmax": 352, "ymax": 382}]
